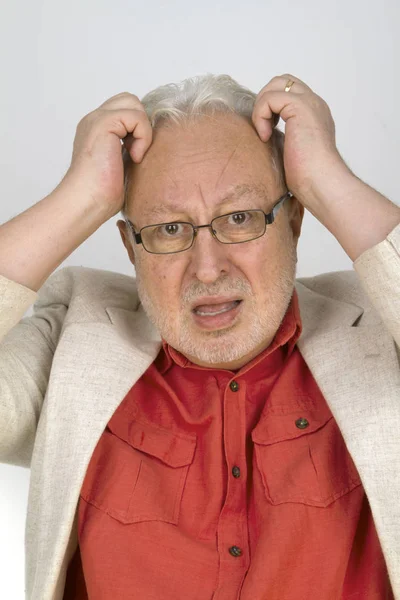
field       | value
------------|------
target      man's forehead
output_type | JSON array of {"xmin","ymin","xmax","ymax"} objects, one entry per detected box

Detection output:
[{"xmin": 137, "ymin": 182, "xmax": 274, "ymax": 221}]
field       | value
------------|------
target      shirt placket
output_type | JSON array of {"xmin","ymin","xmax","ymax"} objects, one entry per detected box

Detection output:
[{"xmin": 213, "ymin": 376, "xmax": 250, "ymax": 599}]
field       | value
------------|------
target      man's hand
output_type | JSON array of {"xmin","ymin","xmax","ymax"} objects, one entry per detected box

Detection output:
[
  {"xmin": 0, "ymin": 92, "xmax": 153, "ymax": 291},
  {"xmin": 63, "ymin": 92, "xmax": 153, "ymax": 218},
  {"xmin": 252, "ymin": 74, "xmax": 348, "ymax": 208},
  {"xmin": 252, "ymin": 74, "xmax": 400, "ymax": 261}
]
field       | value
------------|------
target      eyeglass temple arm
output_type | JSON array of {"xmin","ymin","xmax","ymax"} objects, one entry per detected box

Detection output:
[
  {"xmin": 265, "ymin": 191, "xmax": 293, "ymax": 225},
  {"xmin": 126, "ymin": 220, "xmax": 143, "ymax": 245}
]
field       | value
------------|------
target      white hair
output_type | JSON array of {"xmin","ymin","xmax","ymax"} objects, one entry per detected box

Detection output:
[{"xmin": 121, "ymin": 73, "xmax": 286, "ymax": 217}]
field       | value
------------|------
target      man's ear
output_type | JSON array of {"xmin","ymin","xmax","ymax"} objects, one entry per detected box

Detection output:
[
  {"xmin": 116, "ymin": 220, "xmax": 136, "ymax": 266},
  {"xmin": 286, "ymin": 197, "xmax": 304, "ymax": 242}
]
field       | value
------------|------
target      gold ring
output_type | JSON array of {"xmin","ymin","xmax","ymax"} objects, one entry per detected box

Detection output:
[{"xmin": 284, "ymin": 80, "xmax": 295, "ymax": 93}]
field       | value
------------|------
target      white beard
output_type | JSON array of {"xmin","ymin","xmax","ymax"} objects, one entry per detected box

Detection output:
[{"xmin": 135, "ymin": 238, "xmax": 297, "ymax": 367}]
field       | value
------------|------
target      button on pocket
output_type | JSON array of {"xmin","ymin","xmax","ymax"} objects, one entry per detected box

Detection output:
[
  {"xmin": 80, "ymin": 417, "xmax": 197, "ymax": 525},
  {"xmin": 252, "ymin": 407, "xmax": 361, "ymax": 507}
]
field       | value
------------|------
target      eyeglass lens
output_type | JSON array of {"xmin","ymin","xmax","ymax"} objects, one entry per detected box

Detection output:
[{"xmin": 141, "ymin": 210, "xmax": 266, "ymax": 254}]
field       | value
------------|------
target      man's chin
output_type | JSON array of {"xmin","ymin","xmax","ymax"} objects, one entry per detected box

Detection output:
[
  {"xmin": 172, "ymin": 323, "xmax": 260, "ymax": 368},
  {"xmin": 193, "ymin": 323, "xmax": 238, "ymax": 338}
]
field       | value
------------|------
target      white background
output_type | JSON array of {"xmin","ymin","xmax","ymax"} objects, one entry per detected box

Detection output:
[{"xmin": 0, "ymin": 0, "xmax": 399, "ymax": 597}]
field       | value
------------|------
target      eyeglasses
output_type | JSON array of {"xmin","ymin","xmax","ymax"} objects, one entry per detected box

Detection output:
[{"xmin": 125, "ymin": 191, "xmax": 293, "ymax": 255}]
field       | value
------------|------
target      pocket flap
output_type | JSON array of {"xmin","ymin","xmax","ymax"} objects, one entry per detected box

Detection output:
[
  {"xmin": 251, "ymin": 400, "xmax": 332, "ymax": 445},
  {"xmin": 107, "ymin": 414, "xmax": 196, "ymax": 468}
]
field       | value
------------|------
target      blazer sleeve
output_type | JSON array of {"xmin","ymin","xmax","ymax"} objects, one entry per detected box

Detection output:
[
  {"xmin": 353, "ymin": 221, "xmax": 400, "ymax": 349},
  {"xmin": 0, "ymin": 270, "xmax": 69, "ymax": 467}
]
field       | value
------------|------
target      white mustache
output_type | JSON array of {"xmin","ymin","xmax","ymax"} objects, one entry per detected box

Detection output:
[{"xmin": 181, "ymin": 278, "xmax": 252, "ymax": 306}]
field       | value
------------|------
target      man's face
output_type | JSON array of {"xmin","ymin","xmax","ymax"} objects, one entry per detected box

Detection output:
[{"xmin": 117, "ymin": 113, "xmax": 303, "ymax": 370}]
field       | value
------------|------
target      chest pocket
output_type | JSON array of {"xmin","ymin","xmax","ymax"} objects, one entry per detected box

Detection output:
[
  {"xmin": 251, "ymin": 404, "xmax": 362, "ymax": 507},
  {"xmin": 80, "ymin": 416, "xmax": 197, "ymax": 525}
]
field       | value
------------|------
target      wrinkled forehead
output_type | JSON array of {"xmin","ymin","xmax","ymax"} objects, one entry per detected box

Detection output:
[{"xmin": 125, "ymin": 113, "xmax": 280, "ymax": 218}]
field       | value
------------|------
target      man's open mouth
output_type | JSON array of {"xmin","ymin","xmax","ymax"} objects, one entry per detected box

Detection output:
[{"xmin": 193, "ymin": 300, "xmax": 242, "ymax": 316}]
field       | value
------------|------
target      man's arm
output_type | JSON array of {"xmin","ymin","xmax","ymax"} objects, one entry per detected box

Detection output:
[
  {"xmin": 0, "ymin": 91, "xmax": 152, "ymax": 292},
  {"xmin": 251, "ymin": 72, "xmax": 400, "ymax": 262},
  {"xmin": 305, "ymin": 162, "xmax": 400, "ymax": 262},
  {"xmin": 252, "ymin": 73, "xmax": 400, "ymax": 348}
]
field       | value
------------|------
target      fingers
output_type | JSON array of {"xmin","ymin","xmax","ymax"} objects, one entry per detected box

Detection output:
[
  {"xmin": 90, "ymin": 92, "xmax": 153, "ymax": 163},
  {"xmin": 109, "ymin": 107, "xmax": 152, "ymax": 162},
  {"xmin": 98, "ymin": 91, "xmax": 143, "ymax": 110},
  {"xmin": 252, "ymin": 74, "xmax": 316, "ymax": 142},
  {"xmin": 252, "ymin": 89, "xmax": 295, "ymax": 143},
  {"xmin": 257, "ymin": 74, "xmax": 312, "ymax": 99}
]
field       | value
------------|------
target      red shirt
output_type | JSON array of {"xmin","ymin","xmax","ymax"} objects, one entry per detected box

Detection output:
[{"xmin": 64, "ymin": 290, "xmax": 393, "ymax": 599}]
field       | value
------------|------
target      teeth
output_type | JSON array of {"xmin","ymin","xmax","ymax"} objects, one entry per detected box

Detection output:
[
  {"xmin": 197, "ymin": 307, "xmax": 231, "ymax": 316},
  {"xmin": 195, "ymin": 301, "xmax": 239, "ymax": 316}
]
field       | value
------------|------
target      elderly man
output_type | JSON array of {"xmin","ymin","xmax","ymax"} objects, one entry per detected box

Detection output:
[{"xmin": 0, "ymin": 73, "xmax": 399, "ymax": 600}]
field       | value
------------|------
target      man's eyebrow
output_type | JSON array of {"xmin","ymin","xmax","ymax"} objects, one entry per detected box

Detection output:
[
  {"xmin": 222, "ymin": 183, "xmax": 271, "ymax": 203},
  {"xmin": 140, "ymin": 183, "xmax": 271, "ymax": 223}
]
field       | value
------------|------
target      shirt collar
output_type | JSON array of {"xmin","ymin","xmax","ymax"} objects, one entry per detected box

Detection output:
[{"xmin": 156, "ymin": 288, "xmax": 302, "ymax": 376}]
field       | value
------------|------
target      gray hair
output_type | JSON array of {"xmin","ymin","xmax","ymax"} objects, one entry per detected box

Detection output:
[{"xmin": 121, "ymin": 74, "xmax": 286, "ymax": 217}]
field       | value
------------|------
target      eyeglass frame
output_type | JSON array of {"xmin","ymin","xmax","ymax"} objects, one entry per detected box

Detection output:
[{"xmin": 125, "ymin": 190, "xmax": 293, "ymax": 255}]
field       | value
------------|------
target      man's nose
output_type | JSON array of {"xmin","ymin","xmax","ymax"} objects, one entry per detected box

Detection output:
[{"xmin": 189, "ymin": 226, "xmax": 231, "ymax": 284}]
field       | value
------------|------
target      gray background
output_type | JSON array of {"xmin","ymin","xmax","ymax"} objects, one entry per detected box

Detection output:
[{"xmin": 0, "ymin": 0, "xmax": 399, "ymax": 596}]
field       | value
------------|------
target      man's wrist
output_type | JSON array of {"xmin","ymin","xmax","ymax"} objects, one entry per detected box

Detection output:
[{"xmin": 304, "ymin": 155, "xmax": 355, "ymax": 215}]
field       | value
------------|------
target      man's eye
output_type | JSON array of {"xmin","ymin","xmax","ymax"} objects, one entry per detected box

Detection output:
[
  {"xmin": 159, "ymin": 223, "xmax": 183, "ymax": 236},
  {"xmin": 228, "ymin": 212, "xmax": 250, "ymax": 226}
]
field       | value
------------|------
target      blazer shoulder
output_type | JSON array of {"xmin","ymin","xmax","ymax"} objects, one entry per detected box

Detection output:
[
  {"xmin": 296, "ymin": 269, "xmax": 374, "ymax": 313},
  {"xmin": 35, "ymin": 266, "xmax": 139, "ymax": 322}
]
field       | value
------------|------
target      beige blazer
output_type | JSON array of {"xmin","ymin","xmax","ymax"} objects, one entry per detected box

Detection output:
[{"xmin": 0, "ymin": 223, "xmax": 399, "ymax": 600}]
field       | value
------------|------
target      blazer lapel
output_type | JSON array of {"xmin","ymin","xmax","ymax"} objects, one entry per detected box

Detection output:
[
  {"xmin": 296, "ymin": 281, "xmax": 400, "ymax": 594},
  {"xmin": 28, "ymin": 306, "xmax": 162, "ymax": 599}
]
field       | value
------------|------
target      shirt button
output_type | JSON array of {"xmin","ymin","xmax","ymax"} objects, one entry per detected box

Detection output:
[
  {"xmin": 295, "ymin": 417, "xmax": 309, "ymax": 429},
  {"xmin": 229, "ymin": 380, "xmax": 239, "ymax": 392},
  {"xmin": 229, "ymin": 546, "xmax": 242, "ymax": 557},
  {"xmin": 232, "ymin": 466, "xmax": 241, "ymax": 478}
]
